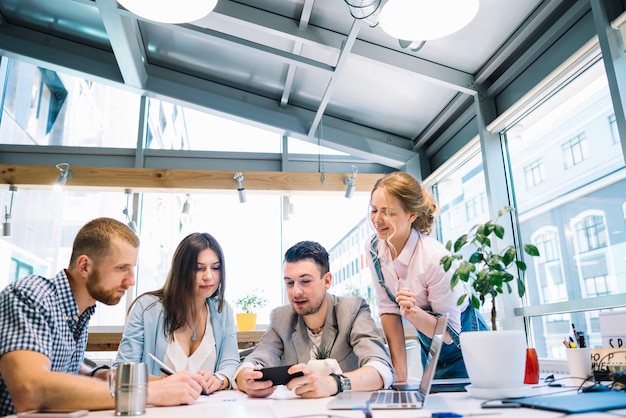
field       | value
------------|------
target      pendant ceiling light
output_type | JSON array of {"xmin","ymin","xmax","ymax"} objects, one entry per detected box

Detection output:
[
  {"xmin": 117, "ymin": 0, "xmax": 218, "ymax": 24},
  {"xmin": 379, "ymin": 0, "xmax": 479, "ymax": 41}
]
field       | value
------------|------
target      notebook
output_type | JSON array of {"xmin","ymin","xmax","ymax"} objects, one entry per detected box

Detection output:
[
  {"xmin": 506, "ymin": 390, "xmax": 626, "ymax": 413},
  {"xmin": 327, "ymin": 313, "xmax": 448, "ymax": 410}
]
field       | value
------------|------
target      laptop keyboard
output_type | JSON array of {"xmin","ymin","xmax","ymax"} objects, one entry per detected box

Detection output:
[{"xmin": 369, "ymin": 391, "xmax": 419, "ymax": 405}]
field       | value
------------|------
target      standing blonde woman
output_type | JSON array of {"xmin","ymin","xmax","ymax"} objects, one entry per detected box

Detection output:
[
  {"xmin": 116, "ymin": 232, "xmax": 239, "ymax": 393},
  {"xmin": 366, "ymin": 172, "xmax": 488, "ymax": 381}
]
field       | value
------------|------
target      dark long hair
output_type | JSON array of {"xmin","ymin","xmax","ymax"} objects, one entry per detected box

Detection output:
[{"xmin": 133, "ymin": 232, "xmax": 227, "ymax": 339}]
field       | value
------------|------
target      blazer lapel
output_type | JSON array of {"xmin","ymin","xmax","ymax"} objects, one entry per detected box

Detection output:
[{"xmin": 291, "ymin": 317, "xmax": 311, "ymax": 362}]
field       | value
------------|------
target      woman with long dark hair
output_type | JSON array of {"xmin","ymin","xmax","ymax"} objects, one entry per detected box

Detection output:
[{"xmin": 116, "ymin": 232, "xmax": 239, "ymax": 393}]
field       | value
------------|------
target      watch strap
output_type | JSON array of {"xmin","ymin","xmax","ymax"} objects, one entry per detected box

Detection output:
[{"xmin": 330, "ymin": 373, "xmax": 342, "ymax": 395}]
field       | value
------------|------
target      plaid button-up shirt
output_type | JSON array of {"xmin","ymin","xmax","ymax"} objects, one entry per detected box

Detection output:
[{"xmin": 0, "ymin": 270, "xmax": 95, "ymax": 416}]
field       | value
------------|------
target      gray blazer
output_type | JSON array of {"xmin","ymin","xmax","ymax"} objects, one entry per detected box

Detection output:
[{"xmin": 243, "ymin": 293, "xmax": 393, "ymax": 375}]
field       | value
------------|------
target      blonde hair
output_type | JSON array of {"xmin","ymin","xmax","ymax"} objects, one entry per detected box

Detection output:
[
  {"xmin": 370, "ymin": 172, "xmax": 439, "ymax": 234},
  {"xmin": 69, "ymin": 217, "xmax": 139, "ymax": 267}
]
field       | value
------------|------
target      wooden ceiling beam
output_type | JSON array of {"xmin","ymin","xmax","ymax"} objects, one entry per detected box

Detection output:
[{"xmin": 0, "ymin": 164, "xmax": 383, "ymax": 194}]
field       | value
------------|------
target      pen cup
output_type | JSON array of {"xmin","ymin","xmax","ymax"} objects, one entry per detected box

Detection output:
[{"xmin": 565, "ymin": 348, "xmax": 592, "ymax": 380}]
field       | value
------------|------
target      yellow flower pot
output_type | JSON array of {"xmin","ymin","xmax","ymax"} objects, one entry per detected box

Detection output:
[{"xmin": 236, "ymin": 312, "xmax": 257, "ymax": 331}]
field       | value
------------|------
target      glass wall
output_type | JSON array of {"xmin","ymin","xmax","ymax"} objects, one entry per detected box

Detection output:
[
  {"xmin": 0, "ymin": 59, "xmax": 140, "ymax": 147},
  {"xmin": 0, "ymin": 58, "xmax": 374, "ymax": 330},
  {"xmin": 503, "ymin": 58, "xmax": 625, "ymax": 359},
  {"xmin": 428, "ymin": 54, "xmax": 626, "ymax": 359}
]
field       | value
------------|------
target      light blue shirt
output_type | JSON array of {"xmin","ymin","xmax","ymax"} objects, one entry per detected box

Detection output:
[{"xmin": 115, "ymin": 294, "xmax": 240, "ymax": 383}]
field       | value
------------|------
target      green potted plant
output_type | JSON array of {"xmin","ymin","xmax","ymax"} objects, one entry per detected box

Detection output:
[
  {"xmin": 439, "ymin": 206, "xmax": 540, "ymax": 331},
  {"xmin": 234, "ymin": 289, "xmax": 269, "ymax": 331},
  {"xmin": 440, "ymin": 206, "xmax": 540, "ymax": 393}
]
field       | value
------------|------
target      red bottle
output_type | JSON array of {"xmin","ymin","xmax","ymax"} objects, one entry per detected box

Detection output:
[{"xmin": 524, "ymin": 347, "xmax": 540, "ymax": 384}]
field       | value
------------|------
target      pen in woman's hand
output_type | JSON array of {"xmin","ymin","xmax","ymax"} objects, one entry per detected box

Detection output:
[
  {"xmin": 148, "ymin": 353, "xmax": 209, "ymax": 395},
  {"xmin": 148, "ymin": 353, "xmax": 175, "ymax": 375}
]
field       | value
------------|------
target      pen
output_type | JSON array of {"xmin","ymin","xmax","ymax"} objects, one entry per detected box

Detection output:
[
  {"xmin": 568, "ymin": 336, "xmax": 577, "ymax": 349},
  {"xmin": 148, "ymin": 353, "xmax": 175, "ymax": 375},
  {"xmin": 148, "ymin": 353, "xmax": 209, "ymax": 396},
  {"xmin": 571, "ymin": 323, "xmax": 578, "ymax": 344}
]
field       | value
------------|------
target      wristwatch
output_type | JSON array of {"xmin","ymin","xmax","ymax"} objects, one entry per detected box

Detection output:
[
  {"xmin": 213, "ymin": 373, "xmax": 226, "ymax": 390},
  {"xmin": 330, "ymin": 373, "xmax": 351, "ymax": 394}
]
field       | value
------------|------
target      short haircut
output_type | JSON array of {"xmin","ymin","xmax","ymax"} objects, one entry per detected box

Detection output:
[
  {"xmin": 69, "ymin": 217, "xmax": 139, "ymax": 267},
  {"xmin": 284, "ymin": 240, "xmax": 330, "ymax": 275}
]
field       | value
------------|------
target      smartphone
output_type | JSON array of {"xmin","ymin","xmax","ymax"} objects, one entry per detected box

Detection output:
[
  {"xmin": 254, "ymin": 365, "xmax": 304, "ymax": 386},
  {"xmin": 17, "ymin": 410, "xmax": 88, "ymax": 417}
]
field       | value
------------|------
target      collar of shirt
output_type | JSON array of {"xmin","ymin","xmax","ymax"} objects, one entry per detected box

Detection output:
[
  {"xmin": 379, "ymin": 229, "xmax": 419, "ymax": 267},
  {"xmin": 55, "ymin": 270, "xmax": 96, "ymax": 334}
]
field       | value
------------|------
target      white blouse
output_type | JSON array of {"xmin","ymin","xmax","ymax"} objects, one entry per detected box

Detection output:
[{"xmin": 164, "ymin": 308, "xmax": 217, "ymax": 373}]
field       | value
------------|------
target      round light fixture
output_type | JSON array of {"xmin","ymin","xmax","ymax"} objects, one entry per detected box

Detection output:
[
  {"xmin": 379, "ymin": 0, "xmax": 479, "ymax": 41},
  {"xmin": 117, "ymin": 0, "xmax": 218, "ymax": 24}
]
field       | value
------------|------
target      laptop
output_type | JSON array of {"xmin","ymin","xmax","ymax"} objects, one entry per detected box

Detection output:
[
  {"xmin": 327, "ymin": 313, "xmax": 448, "ymax": 410},
  {"xmin": 506, "ymin": 391, "xmax": 626, "ymax": 413},
  {"xmin": 394, "ymin": 377, "xmax": 470, "ymax": 393}
]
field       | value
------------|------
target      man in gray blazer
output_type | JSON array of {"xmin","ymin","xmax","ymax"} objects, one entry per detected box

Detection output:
[{"xmin": 234, "ymin": 241, "xmax": 394, "ymax": 398}]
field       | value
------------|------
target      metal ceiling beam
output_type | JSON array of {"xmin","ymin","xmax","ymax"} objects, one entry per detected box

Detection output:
[
  {"xmin": 486, "ymin": 0, "xmax": 590, "ymax": 96},
  {"xmin": 95, "ymin": 0, "xmax": 147, "ymax": 88},
  {"xmin": 145, "ymin": 64, "xmax": 416, "ymax": 168},
  {"xmin": 174, "ymin": 23, "xmax": 335, "ymax": 73},
  {"xmin": 0, "ymin": 24, "xmax": 124, "ymax": 84},
  {"xmin": 0, "ymin": 20, "xmax": 414, "ymax": 168},
  {"xmin": 0, "ymin": 145, "xmax": 391, "ymax": 174},
  {"xmin": 474, "ymin": 0, "xmax": 570, "ymax": 85},
  {"xmin": 280, "ymin": 0, "xmax": 315, "ymax": 107},
  {"xmin": 307, "ymin": 19, "xmax": 362, "ymax": 138},
  {"xmin": 199, "ymin": 0, "xmax": 476, "ymax": 94},
  {"xmin": 413, "ymin": 93, "xmax": 474, "ymax": 150}
]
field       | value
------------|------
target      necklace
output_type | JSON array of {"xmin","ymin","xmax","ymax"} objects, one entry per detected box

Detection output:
[
  {"xmin": 187, "ymin": 304, "xmax": 207, "ymax": 342},
  {"xmin": 308, "ymin": 324, "xmax": 324, "ymax": 335}
]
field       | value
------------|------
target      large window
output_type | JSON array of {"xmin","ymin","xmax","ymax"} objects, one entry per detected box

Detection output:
[
  {"xmin": 0, "ymin": 59, "xmax": 140, "ymax": 147},
  {"xmin": 504, "ymin": 58, "xmax": 625, "ymax": 359}
]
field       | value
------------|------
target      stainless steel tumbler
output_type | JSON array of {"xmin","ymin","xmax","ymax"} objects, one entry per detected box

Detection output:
[{"xmin": 109, "ymin": 362, "xmax": 148, "ymax": 416}]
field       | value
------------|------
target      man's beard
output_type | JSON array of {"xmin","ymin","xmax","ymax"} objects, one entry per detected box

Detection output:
[
  {"xmin": 295, "ymin": 293, "xmax": 326, "ymax": 317},
  {"xmin": 86, "ymin": 268, "xmax": 126, "ymax": 306}
]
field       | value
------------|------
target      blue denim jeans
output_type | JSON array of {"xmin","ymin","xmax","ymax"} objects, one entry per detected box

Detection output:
[{"xmin": 417, "ymin": 306, "xmax": 489, "ymax": 379}]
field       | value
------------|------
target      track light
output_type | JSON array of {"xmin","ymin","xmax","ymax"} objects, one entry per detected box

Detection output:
[
  {"xmin": 344, "ymin": 165, "xmax": 358, "ymax": 199},
  {"xmin": 123, "ymin": 189, "xmax": 137, "ymax": 233},
  {"xmin": 54, "ymin": 163, "xmax": 72, "ymax": 191},
  {"xmin": 282, "ymin": 196, "xmax": 294, "ymax": 221},
  {"xmin": 3, "ymin": 185, "xmax": 16, "ymax": 237},
  {"xmin": 181, "ymin": 194, "xmax": 191, "ymax": 216},
  {"xmin": 234, "ymin": 172, "xmax": 246, "ymax": 203}
]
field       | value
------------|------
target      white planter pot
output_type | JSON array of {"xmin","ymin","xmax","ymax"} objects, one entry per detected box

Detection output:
[
  {"xmin": 306, "ymin": 358, "xmax": 342, "ymax": 376},
  {"xmin": 460, "ymin": 330, "xmax": 526, "ymax": 389}
]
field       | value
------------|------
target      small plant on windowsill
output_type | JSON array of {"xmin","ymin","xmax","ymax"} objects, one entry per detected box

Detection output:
[
  {"xmin": 234, "ymin": 289, "xmax": 268, "ymax": 331},
  {"xmin": 235, "ymin": 290, "xmax": 269, "ymax": 314},
  {"xmin": 440, "ymin": 206, "xmax": 540, "ymax": 331}
]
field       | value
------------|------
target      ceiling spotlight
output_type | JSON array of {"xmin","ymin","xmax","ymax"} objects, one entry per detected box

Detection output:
[
  {"xmin": 344, "ymin": 165, "xmax": 358, "ymax": 199},
  {"xmin": 379, "ymin": 0, "xmax": 479, "ymax": 41},
  {"xmin": 123, "ymin": 189, "xmax": 137, "ymax": 233},
  {"xmin": 3, "ymin": 185, "xmax": 17, "ymax": 237},
  {"xmin": 54, "ymin": 163, "xmax": 72, "ymax": 191},
  {"xmin": 234, "ymin": 172, "xmax": 246, "ymax": 203},
  {"xmin": 117, "ymin": 0, "xmax": 218, "ymax": 24}
]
